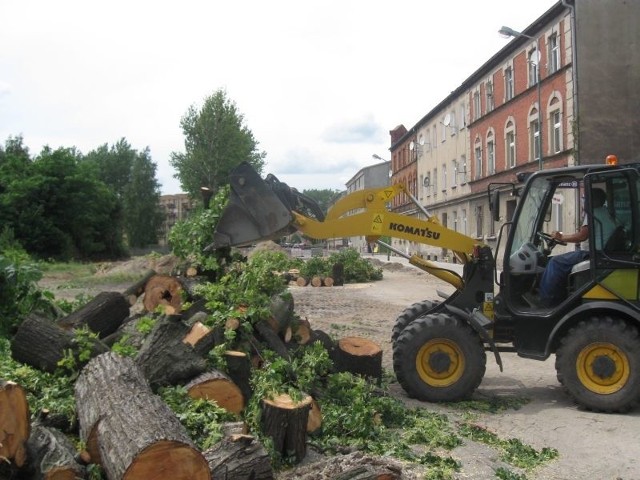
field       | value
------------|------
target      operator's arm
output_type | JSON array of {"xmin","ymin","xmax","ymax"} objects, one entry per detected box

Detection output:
[{"xmin": 551, "ymin": 225, "xmax": 588, "ymax": 244}]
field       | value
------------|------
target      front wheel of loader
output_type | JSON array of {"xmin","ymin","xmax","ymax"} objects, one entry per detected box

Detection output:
[
  {"xmin": 555, "ymin": 316, "xmax": 640, "ymax": 413},
  {"xmin": 391, "ymin": 300, "xmax": 441, "ymax": 346},
  {"xmin": 393, "ymin": 313, "xmax": 486, "ymax": 402}
]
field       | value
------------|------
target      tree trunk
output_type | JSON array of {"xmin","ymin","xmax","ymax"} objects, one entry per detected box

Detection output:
[
  {"xmin": 143, "ymin": 274, "xmax": 184, "ymax": 314},
  {"xmin": 97, "ymin": 392, "xmax": 210, "ymax": 480},
  {"xmin": 255, "ymin": 320, "xmax": 290, "ymax": 360},
  {"xmin": 332, "ymin": 262, "xmax": 345, "ymax": 286},
  {"xmin": 75, "ymin": 352, "xmax": 151, "ymax": 464},
  {"xmin": 224, "ymin": 351, "xmax": 253, "ymax": 405},
  {"xmin": 204, "ymin": 434, "xmax": 273, "ymax": 480},
  {"xmin": 24, "ymin": 425, "xmax": 86, "ymax": 480},
  {"xmin": 122, "ymin": 269, "xmax": 157, "ymax": 305},
  {"xmin": 0, "ymin": 380, "xmax": 30, "ymax": 468},
  {"xmin": 185, "ymin": 370, "xmax": 245, "ymax": 414},
  {"xmin": 57, "ymin": 291, "xmax": 130, "ymax": 338},
  {"xmin": 335, "ymin": 337, "xmax": 383, "ymax": 384},
  {"xmin": 135, "ymin": 315, "xmax": 208, "ymax": 389},
  {"xmin": 11, "ymin": 314, "xmax": 108, "ymax": 373},
  {"xmin": 261, "ymin": 393, "xmax": 313, "ymax": 464}
]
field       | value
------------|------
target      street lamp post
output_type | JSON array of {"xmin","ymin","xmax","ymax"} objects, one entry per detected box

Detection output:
[{"xmin": 499, "ymin": 26, "xmax": 543, "ymax": 170}]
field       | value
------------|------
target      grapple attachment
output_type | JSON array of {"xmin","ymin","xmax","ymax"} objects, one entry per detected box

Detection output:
[{"xmin": 210, "ymin": 162, "xmax": 324, "ymax": 249}]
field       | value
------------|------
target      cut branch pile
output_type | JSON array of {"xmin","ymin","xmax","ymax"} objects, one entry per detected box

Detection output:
[{"xmin": 4, "ymin": 267, "xmax": 395, "ymax": 479}]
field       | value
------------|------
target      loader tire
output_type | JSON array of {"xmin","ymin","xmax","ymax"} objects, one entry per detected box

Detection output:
[
  {"xmin": 391, "ymin": 300, "xmax": 441, "ymax": 346},
  {"xmin": 555, "ymin": 316, "xmax": 640, "ymax": 413},
  {"xmin": 393, "ymin": 313, "xmax": 486, "ymax": 402}
]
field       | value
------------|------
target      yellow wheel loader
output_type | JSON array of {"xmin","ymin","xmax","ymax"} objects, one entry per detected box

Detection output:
[{"xmin": 210, "ymin": 159, "xmax": 640, "ymax": 412}]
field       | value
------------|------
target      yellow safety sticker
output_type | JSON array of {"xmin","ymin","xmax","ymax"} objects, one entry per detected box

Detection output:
[
  {"xmin": 371, "ymin": 214, "xmax": 383, "ymax": 233},
  {"xmin": 380, "ymin": 189, "xmax": 395, "ymax": 200}
]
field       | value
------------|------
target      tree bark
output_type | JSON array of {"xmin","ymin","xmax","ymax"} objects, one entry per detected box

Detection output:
[
  {"xmin": 204, "ymin": 434, "xmax": 273, "ymax": 480},
  {"xmin": 75, "ymin": 352, "xmax": 151, "ymax": 464},
  {"xmin": 332, "ymin": 262, "xmax": 345, "ymax": 286},
  {"xmin": 224, "ymin": 351, "xmax": 253, "ymax": 405},
  {"xmin": 0, "ymin": 380, "xmax": 30, "ymax": 468},
  {"xmin": 255, "ymin": 320, "xmax": 291, "ymax": 360},
  {"xmin": 24, "ymin": 425, "xmax": 86, "ymax": 480},
  {"xmin": 261, "ymin": 393, "xmax": 313, "ymax": 464},
  {"xmin": 335, "ymin": 337, "xmax": 383, "ymax": 384},
  {"xmin": 11, "ymin": 314, "xmax": 108, "ymax": 373},
  {"xmin": 97, "ymin": 392, "xmax": 210, "ymax": 480},
  {"xmin": 135, "ymin": 315, "xmax": 208, "ymax": 389},
  {"xmin": 57, "ymin": 291, "xmax": 130, "ymax": 338},
  {"xmin": 185, "ymin": 370, "xmax": 245, "ymax": 414}
]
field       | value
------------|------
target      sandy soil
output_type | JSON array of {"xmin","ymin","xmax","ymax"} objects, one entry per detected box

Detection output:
[{"xmin": 40, "ymin": 255, "xmax": 640, "ymax": 479}]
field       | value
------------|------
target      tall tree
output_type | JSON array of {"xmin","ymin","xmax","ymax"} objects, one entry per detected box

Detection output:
[
  {"xmin": 83, "ymin": 138, "xmax": 136, "ymax": 197},
  {"xmin": 123, "ymin": 148, "xmax": 164, "ymax": 248},
  {"xmin": 170, "ymin": 89, "xmax": 266, "ymax": 197}
]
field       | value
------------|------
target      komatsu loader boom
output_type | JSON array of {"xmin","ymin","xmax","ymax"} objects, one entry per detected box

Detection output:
[{"xmin": 211, "ymin": 160, "xmax": 640, "ymax": 413}]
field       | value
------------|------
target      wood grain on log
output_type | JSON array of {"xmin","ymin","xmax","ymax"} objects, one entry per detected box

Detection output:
[
  {"xmin": 185, "ymin": 370, "xmax": 245, "ymax": 414},
  {"xmin": 204, "ymin": 434, "xmax": 273, "ymax": 480},
  {"xmin": 336, "ymin": 337, "xmax": 383, "ymax": 384},
  {"xmin": 183, "ymin": 321, "xmax": 211, "ymax": 347},
  {"xmin": 25, "ymin": 425, "xmax": 85, "ymax": 480},
  {"xmin": 261, "ymin": 393, "xmax": 313, "ymax": 463},
  {"xmin": 295, "ymin": 277, "xmax": 309, "ymax": 287},
  {"xmin": 323, "ymin": 276, "xmax": 335, "ymax": 287},
  {"xmin": 97, "ymin": 392, "xmax": 209, "ymax": 480},
  {"xmin": 310, "ymin": 276, "xmax": 323, "ymax": 287},
  {"xmin": 57, "ymin": 291, "xmax": 130, "ymax": 338},
  {"xmin": 0, "ymin": 380, "xmax": 30, "ymax": 468},
  {"xmin": 142, "ymin": 275, "xmax": 183, "ymax": 313},
  {"xmin": 122, "ymin": 269, "xmax": 157, "ymax": 305},
  {"xmin": 293, "ymin": 318, "xmax": 312, "ymax": 345}
]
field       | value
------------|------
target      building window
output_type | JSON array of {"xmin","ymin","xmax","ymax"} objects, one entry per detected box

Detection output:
[
  {"xmin": 473, "ymin": 91, "xmax": 481, "ymax": 120},
  {"xmin": 433, "ymin": 168, "xmax": 438, "ymax": 194},
  {"xmin": 452, "ymin": 210, "xmax": 458, "ymax": 232},
  {"xmin": 505, "ymin": 121, "xmax": 516, "ymax": 168},
  {"xmin": 530, "ymin": 117, "xmax": 541, "ymax": 161},
  {"xmin": 476, "ymin": 206, "xmax": 484, "ymax": 237},
  {"xmin": 442, "ymin": 164, "xmax": 447, "ymax": 190},
  {"xmin": 487, "ymin": 138, "xmax": 495, "ymax": 174},
  {"xmin": 452, "ymin": 159, "xmax": 458, "ymax": 187},
  {"xmin": 552, "ymin": 109, "xmax": 562, "ymax": 153},
  {"xmin": 486, "ymin": 80, "xmax": 494, "ymax": 112},
  {"xmin": 505, "ymin": 66, "xmax": 514, "ymax": 101},
  {"xmin": 549, "ymin": 33, "xmax": 560, "ymax": 73},
  {"xmin": 432, "ymin": 126, "xmax": 438, "ymax": 149},
  {"xmin": 459, "ymin": 103, "xmax": 466, "ymax": 128},
  {"xmin": 460, "ymin": 155, "xmax": 467, "ymax": 184},
  {"xmin": 474, "ymin": 142, "xmax": 482, "ymax": 180},
  {"xmin": 462, "ymin": 209, "xmax": 467, "ymax": 235},
  {"xmin": 528, "ymin": 47, "xmax": 539, "ymax": 86}
]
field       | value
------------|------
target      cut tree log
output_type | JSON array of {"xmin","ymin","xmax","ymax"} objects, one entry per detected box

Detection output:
[
  {"xmin": 296, "ymin": 277, "xmax": 309, "ymax": 287},
  {"xmin": 275, "ymin": 451, "xmax": 405, "ymax": 480},
  {"xmin": 261, "ymin": 393, "xmax": 313, "ymax": 464},
  {"xmin": 24, "ymin": 425, "xmax": 86, "ymax": 480},
  {"xmin": 204, "ymin": 434, "xmax": 273, "ymax": 480},
  {"xmin": 332, "ymin": 262, "xmax": 345, "ymax": 286},
  {"xmin": 97, "ymin": 392, "xmax": 210, "ymax": 480},
  {"xmin": 11, "ymin": 314, "xmax": 109, "ymax": 373},
  {"xmin": 122, "ymin": 269, "xmax": 157, "ymax": 305},
  {"xmin": 255, "ymin": 320, "xmax": 290, "ymax": 360},
  {"xmin": 292, "ymin": 318, "xmax": 312, "ymax": 345},
  {"xmin": 0, "ymin": 380, "xmax": 30, "ymax": 468},
  {"xmin": 135, "ymin": 315, "xmax": 208, "ymax": 389},
  {"xmin": 323, "ymin": 276, "xmax": 335, "ymax": 287},
  {"xmin": 335, "ymin": 337, "xmax": 383, "ymax": 384},
  {"xmin": 75, "ymin": 352, "xmax": 151, "ymax": 464},
  {"xmin": 142, "ymin": 274, "xmax": 184, "ymax": 313},
  {"xmin": 224, "ymin": 351, "xmax": 253, "ymax": 404},
  {"xmin": 310, "ymin": 276, "xmax": 323, "ymax": 287},
  {"xmin": 307, "ymin": 398, "xmax": 322, "ymax": 434},
  {"xmin": 57, "ymin": 291, "xmax": 130, "ymax": 338},
  {"xmin": 185, "ymin": 370, "xmax": 245, "ymax": 414},
  {"xmin": 183, "ymin": 321, "xmax": 211, "ymax": 347}
]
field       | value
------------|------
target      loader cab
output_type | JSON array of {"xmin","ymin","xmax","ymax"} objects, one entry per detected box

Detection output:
[{"xmin": 495, "ymin": 163, "xmax": 640, "ymax": 355}]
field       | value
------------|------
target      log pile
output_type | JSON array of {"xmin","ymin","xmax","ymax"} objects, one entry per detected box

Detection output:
[{"xmin": 3, "ymin": 267, "xmax": 390, "ymax": 479}]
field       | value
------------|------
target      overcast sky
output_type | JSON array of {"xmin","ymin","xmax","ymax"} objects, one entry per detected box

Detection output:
[{"xmin": 0, "ymin": 0, "xmax": 558, "ymax": 194}]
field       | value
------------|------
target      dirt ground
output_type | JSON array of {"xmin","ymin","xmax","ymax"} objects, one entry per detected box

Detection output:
[{"xmin": 40, "ymin": 255, "xmax": 640, "ymax": 479}]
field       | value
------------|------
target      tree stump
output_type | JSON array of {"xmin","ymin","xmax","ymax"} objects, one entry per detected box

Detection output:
[
  {"xmin": 143, "ymin": 274, "xmax": 184, "ymax": 313},
  {"xmin": 335, "ymin": 337, "xmax": 383, "ymax": 384},
  {"xmin": 24, "ymin": 425, "xmax": 86, "ymax": 480},
  {"xmin": 224, "ymin": 351, "xmax": 253, "ymax": 404},
  {"xmin": 0, "ymin": 380, "xmax": 30, "ymax": 468},
  {"xmin": 57, "ymin": 291, "xmax": 130, "ymax": 338},
  {"xmin": 11, "ymin": 314, "xmax": 109, "ymax": 373},
  {"xmin": 97, "ymin": 392, "xmax": 210, "ymax": 480},
  {"xmin": 135, "ymin": 315, "xmax": 208, "ymax": 389},
  {"xmin": 332, "ymin": 262, "xmax": 345, "ymax": 286},
  {"xmin": 204, "ymin": 434, "xmax": 273, "ymax": 480},
  {"xmin": 261, "ymin": 393, "xmax": 313, "ymax": 463},
  {"xmin": 185, "ymin": 370, "xmax": 245, "ymax": 414},
  {"xmin": 75, "ymin": 352, "xmax": 151, "ymax": 464}
]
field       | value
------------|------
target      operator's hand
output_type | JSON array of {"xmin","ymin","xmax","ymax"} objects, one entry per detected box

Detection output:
[{"xmin": 550, "ymin": 231, "xmax": 563, "ymax": 242}]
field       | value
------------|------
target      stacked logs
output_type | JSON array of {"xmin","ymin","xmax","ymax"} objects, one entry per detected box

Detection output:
[{"xmin": 3, "ymin": 267, "xmax": 385, "ymax": 479}]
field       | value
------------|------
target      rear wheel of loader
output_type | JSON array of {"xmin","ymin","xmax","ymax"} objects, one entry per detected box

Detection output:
[
  {"xmin": 555, "ymin": 316, "xmax": 640, "ymax": 413},
  {"xmin": 393, "ymin": 313, "xmax": 486, "ymax": 402},
  {"xmin": 391, "ymin": 300, "xmax": 441, "ymax": 346}
]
